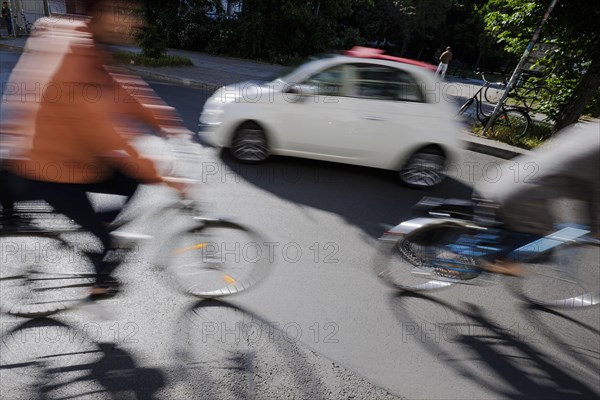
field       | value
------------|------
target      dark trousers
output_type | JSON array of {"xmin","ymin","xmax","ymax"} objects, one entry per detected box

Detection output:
[
  {"xmin": 0, "ymin": 169, "xmax": 15, "ymax": 214},
  {"xmin": 5, "ymin": 171, "xmax": 140, "ymax": 279}
]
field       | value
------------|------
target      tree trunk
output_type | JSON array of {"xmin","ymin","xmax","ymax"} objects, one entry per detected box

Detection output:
[{"xmin": 554, "ymin": 51, "xmax": 600, "ymax": 132}]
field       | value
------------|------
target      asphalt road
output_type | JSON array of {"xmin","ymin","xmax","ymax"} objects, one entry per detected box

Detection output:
[{"xmin": 1, "ymin": 49, "xmax": 599, "ymax": 399}]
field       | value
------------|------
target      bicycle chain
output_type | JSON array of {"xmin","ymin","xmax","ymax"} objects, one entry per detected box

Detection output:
[{"xmin": 398, "ymin": 239, "xmax": 480, "ymax": 280}]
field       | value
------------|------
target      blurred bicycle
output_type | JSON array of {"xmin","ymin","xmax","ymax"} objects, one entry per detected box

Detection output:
[
  {"xmin": 0, "ymin": 137, "xmax": 271, "ymax": 318},
  {"xmin": 374, "ymin": 196, "xmax": 599, "ymax": 309}
]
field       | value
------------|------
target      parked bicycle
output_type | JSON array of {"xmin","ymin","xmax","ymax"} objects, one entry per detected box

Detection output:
[
  {"xmin": 484, "ymin": 73, "xmax": 551, "ymax": 111},
  {"xmin": 457, "ymin": 74, "xmax": 531, "ymax": 139},
  {"xmin": 374, "ymin": 197, "xmax": 599, "ymax": 309}
]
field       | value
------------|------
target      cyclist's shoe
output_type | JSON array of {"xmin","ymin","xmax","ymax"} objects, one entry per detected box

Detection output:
[{"xmin": 89, "ymin": 276, "xmax": 122, "ymax": 300}]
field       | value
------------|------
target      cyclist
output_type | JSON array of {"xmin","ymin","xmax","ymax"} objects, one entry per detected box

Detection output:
[
  {"xmin": 1, "ymin": 0, "xmax": 190, "ymax": 297},
  {"xmin": 473, "ymin": 122, "xmax": 600, "ymax": 275}
]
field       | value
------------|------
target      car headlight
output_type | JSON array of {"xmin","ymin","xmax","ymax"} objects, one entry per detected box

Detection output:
[{"xmin": 200, "ymin": 107, "xmax": 224, "ymax": 125}]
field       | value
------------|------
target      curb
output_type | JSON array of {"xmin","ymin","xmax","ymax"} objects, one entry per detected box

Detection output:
[
  {"xmin": 461, "ymin": 138, "xmax": 530, "ymax": 159},
  {"xmin": 0, "ymin": 43, "xmax": 26, "ymax": 52},
  {"xmin": 128, "ymin": 68, "xmax": 221, "ymax": 92}
]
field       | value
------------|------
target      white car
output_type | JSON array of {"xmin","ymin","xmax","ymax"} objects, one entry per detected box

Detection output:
[{"xmin": 199, "ymin": 49, "xmax": 463, "ymax": 188}]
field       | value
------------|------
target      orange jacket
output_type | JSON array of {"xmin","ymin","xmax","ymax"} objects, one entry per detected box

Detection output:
[{"xmin": 4, "ymin": 17, "xmax": 181, "ymax": 184}]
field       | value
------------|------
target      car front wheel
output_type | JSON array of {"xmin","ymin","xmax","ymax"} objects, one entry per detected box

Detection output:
[
  {"xmin": 230, "ymin": 122, "xmax": 270, "ymax": 163},
  {"xmin": 398, "ymin": 149, "xmax": 446, "ymax": 189}
]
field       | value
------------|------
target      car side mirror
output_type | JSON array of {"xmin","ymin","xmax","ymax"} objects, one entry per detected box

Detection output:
[{"xmin": 285, "ymin": 84, "xmax": 317, "ymax": 103}]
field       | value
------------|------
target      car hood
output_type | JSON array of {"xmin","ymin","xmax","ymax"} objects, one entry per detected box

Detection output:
[{"xmin": 214, "ymin": 80, "xmax": 282, "ymax": 103}]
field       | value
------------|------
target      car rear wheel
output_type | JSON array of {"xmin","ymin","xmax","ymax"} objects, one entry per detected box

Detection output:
[
  {"xmin": 230, "ymin": 122, "xmax": 269, "ymax": 163},
  {"xmin": 398, "ymin": 149, "xmax": 446, "ymax": 189}
]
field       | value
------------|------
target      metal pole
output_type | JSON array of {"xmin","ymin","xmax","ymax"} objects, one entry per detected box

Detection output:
[{"xmin": 482, "ymin": 0, "xmax": 559, "ymax": 135}]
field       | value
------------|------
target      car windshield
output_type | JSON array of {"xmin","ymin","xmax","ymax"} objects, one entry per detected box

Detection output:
[{"xmin": 274, "ymin": 54, "xmax": 338, "ymax": 85}]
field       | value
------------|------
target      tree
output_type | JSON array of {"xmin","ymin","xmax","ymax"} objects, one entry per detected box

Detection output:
[
  {"xmin": 222, "ymin": 0, "xmax": 371, "ymax": 62},
  {"xmin": 348, "ymin": 0, "xmax": 458, "ymax": 59},
  {"xmin": 484, "ymin": 0, "xmax": 600, "ymax": 129},
  {"xmin": 446, "ymin": 0, "xmax": 508, "ymax": 69}
]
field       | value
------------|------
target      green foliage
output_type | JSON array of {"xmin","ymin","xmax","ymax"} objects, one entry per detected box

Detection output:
[
  {"xmin": 484, "ymin": 0, "xmax": 543, "ymax": 55},
  {"xmin": 176, "ymin": 1, "xmax": 221, "ymax": 51},
  {"xmin": 141, "ymin": 0, "xmax": 513, "ymax": 69},
  {"xmin": 483, "ymin": 0, "xmax": 600, "ymax": 124},
  {"xmin": 584, "ymin": 87, "xmax": 600, "ymax": 116},
  {"xmin": 225, "ymin": 0, "xmax": 373, "ymax": 62},
  {"xmin": 137, "ymin": 23, "xmax": 167, "ymax": 59},
  {"xmin": 447, "ymin": 0, "xmax": 510, "ymax": 69}
]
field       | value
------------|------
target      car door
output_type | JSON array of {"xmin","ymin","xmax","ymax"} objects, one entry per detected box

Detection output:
[
  {"xmin": 269, "ymin": 63, "xmax": 358, "ymax": 159},
  {"xmin": 343, "ymin": 63, "xmax": 438, "ymax": 169}
]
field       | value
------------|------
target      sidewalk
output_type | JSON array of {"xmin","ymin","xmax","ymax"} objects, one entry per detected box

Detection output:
[{"xmin": 0, "ymin": 36, "xmax": 529, "ymax": 159}]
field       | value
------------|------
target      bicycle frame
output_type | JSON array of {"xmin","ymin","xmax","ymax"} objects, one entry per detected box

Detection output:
[
  {"xmin": 383, "ymin": 200, "xmax": 591, "ymax": 265},
  {"xmin": 0, "ymin": 190, "xmax": 269, "ymax": 317},
  {"xmin": 377, "ymin": 196, "xmax": 599, "ymax": 308},
  {"xmin": 459, "ymin": 78, "xmax": 508, "ymax": 123}
]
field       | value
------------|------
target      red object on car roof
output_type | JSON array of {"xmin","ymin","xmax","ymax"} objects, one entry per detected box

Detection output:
[{"xmin": 345, "ymin": 46, "xmax": 437, "ymax": 71}]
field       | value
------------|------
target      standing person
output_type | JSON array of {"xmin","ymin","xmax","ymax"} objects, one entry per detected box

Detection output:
[
  {"xmin": 2, "ymin": 0, "xmax": 191, "ymax": 297},
  {"xmin": 1, "ymin": 1, "xmax": 12, "ymax": 36},
  {"xmin": 435, "ymin": 46, "xmax": 453, "ymax": 79}
]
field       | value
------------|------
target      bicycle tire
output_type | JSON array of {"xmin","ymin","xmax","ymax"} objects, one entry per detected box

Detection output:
[
  {"xmin": 0, "ymin": 233, "xmax": 97, "ymax": 318},
  {"xmin": 509, "ymin": 241, "xmax": 600, "ymax": 308},
  {"xmin": 484, "ymin": 84, "xmax": 506, "ymax": 104},
  {"xmin": 374, "ymin": 223, "xmax": 483, "ymax": 291},
  {"xmin": 490, "ymin": 108, "xmax": 531, "ymax": 139},
  {"xmin": 457, "ymin": 97, "xmax": 475, "ymax": 116},
  {"xmin": 166, "ymin": 219, "xmax": 271, "ymax": 297}
]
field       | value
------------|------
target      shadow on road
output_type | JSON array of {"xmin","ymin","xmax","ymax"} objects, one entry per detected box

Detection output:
[
  {"xmin": 388, "ymin": 292, "xmax": 599, "ymax": 399},
  {"xmin": 219, "ymin": 150, "xmax": 474, "ymax": 239},
  {"xmin": 0, "ymin": 318, "xmax": 166, "ymax": 399},
  {"xmin": 171, "ymin": 299, "xmax": 330, "ymax": 400},
  {"xmin": 520, "ymin": 304, "xmax": 600, "ymax": 373}
]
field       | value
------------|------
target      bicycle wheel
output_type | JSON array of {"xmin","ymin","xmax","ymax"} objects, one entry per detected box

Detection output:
[
  {"xmin": 457, "ymin": 97, "xmax": 475, "ymax": 116},
  {"xmin": 484, "ymin": 85, "xmax": 506, "ymax": 104},
  {"xmin": 166, "ymin": 219, "xmax": 271, "ymax": 297},
  {"xmin": 374, "ymin": 223, "xmax": 483, "ymax": 291},
  {"xmin": 490, "ymin": 108, "xmax": 530, "ymax": 139},
  {"xmin": 0, "ymin": 234, "xmax": 96, "ymax": 317},
  {"xmin": 511, "ymin": 241, "xmax": 600, "ymax": 308}
]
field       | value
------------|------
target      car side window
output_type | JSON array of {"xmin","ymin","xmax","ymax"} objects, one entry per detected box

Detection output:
[
  {"xmin": 350, "ymin": 64, "xmax": 425, "ymax": 102},
  {"xmin": 303, "ymin": 65, "xmax": 346, "ymax": 97}
]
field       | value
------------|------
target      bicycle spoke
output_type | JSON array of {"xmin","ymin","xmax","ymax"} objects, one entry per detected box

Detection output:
[{"xmin": 167, "ymin": 221, "xmax": 271, "ymax": 297}]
